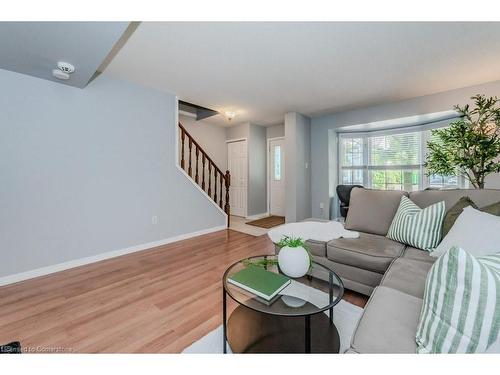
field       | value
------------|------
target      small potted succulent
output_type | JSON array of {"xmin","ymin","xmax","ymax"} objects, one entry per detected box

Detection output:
[{"xmin": 276, "ymin": 236, "xmax": 312, "ymax": 278}]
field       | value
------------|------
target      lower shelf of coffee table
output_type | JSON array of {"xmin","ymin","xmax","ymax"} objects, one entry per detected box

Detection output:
[{"xmin": 226, "ymin": 305, "xmax": 340, "ymax": 353}]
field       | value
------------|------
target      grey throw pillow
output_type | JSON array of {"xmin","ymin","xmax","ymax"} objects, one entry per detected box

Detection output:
[
  {"xmin": 442, "ymin": 197, "xmax": 500, "ymax": 238},
  {"xmin": 442, "ymin": 196, "xmax": 478, "ymax": 237},
  {"xmin": 481, "ymin": 201, "xmax": 500, "ymax": 216}
]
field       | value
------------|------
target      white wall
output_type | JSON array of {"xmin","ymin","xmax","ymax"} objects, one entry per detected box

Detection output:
[
  {"xmin": 0, "ymin": 69, "xmax": 226, "ymax": 279},
  {"xmin": 285, "ymin": 112, "xmax": 312, "ymax": 222},
  {"xmin": 310, "ymin": 79, "xmax": 500, "ymax": 219},
  {"xmin": 179, "ymin": 114, "xmax": 227, "ymax": 171},
  {"xmin": 266, "ymin": 124, "xmax": 285, "ymax": 139}
]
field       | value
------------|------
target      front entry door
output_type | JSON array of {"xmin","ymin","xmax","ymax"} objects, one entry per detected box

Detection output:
[{"xmin": 269, "ymin": 138, "xmax": 285, "ymax": 216}]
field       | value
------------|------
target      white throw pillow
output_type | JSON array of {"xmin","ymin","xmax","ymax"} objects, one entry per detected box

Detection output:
[{"xmin": 432, "ymin": 206, "xmax": 500, "ymax": 258}]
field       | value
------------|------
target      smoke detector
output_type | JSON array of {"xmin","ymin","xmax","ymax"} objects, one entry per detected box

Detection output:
[
  {"xmin": 57, "ymin": 61, "xmax": 75, "ymax": 74},
  {"xmin": 52, "ymin": 69, "xmax": 70, "ymax": 80}
]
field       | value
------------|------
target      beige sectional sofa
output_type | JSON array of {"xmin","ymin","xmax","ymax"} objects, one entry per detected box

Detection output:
[{"xmin": 302, "ymin": 188, "xmax": 500, "ymax": 353}]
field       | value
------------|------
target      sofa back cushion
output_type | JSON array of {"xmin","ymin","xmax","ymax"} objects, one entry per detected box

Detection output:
[
  {"xmin": 409, "ymin": 189, "xmax": 500, "ymax": 210},
  {"xmin": 345, "ymin": 188, "xmax": 409, "ymax": 236}
]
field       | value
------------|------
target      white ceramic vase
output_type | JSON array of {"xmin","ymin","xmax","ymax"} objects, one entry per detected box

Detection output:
[{"xmin": 278, "ymin": 246, "xmax": 310, "ymax": 278}]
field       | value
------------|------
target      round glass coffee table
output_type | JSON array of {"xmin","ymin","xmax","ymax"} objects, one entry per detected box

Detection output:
[{"xmin": 222, "ymin": 255, "xmax": 344, "ymax": 353}]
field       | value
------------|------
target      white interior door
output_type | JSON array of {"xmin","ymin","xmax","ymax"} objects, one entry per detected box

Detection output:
[
  {"xmin": 269, "ymin": 138, "xmax": 285, "ymax": 217},
  {"xmin": 227, "ymin": 140, "xmax": 247, "ymax": 217}
]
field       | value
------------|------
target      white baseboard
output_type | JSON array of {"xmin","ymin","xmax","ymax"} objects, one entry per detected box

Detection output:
[
  {"xmin": 0, "ymin": 225, "xmax": 227, "ymax": 287},
  {"xmin": 245, "ymin": 212, "xmax": 269, "ymax": 220}
]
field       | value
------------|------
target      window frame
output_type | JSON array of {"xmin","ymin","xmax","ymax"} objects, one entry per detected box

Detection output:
[
  {"xmin": 273, "ymin": 145, "xmax": 282, "ymax": 181},
  {"xmin": 337, "ymin": 125, "xmax": 466, "ymax": 191}
]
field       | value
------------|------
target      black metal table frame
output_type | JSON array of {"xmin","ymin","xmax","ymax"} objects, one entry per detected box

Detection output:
[{"xmin": 222, "ymin": 255, "xmax": 344, "ymax": 354}]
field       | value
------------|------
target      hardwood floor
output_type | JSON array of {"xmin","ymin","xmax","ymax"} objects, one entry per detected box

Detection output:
[{"xmin": 0, "ymin": 230, "xmax": 367, "ymax": 353}]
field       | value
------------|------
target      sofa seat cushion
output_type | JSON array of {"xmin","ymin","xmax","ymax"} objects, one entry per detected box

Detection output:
[
  {"xmin": 350, "ymin": 286, "xmax": 422, "ymax": 353},
  {"xmin": 305, "ymin": 239, "xmax": 327, "ymax": 257},
  {"xmin": 313, "ymin": 256, "xmax": 384, "ymax": 295},
  {"xmin": 300, "ymin": 218, "xmax": 335, "ymax": 257},
  {"xmin": 402, "ymin": 247, "xmax": 436, "ymax": 263},
  {"xmin": 381, "ymin": 258, "xmax": 434, "ymax": 298},
  {"xmin": 327, "ymin": 232, "xmax": 405, "ymax": 273}
]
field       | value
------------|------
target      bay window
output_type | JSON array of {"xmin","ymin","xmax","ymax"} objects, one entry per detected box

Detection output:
[{"xmin": 339, "ymin": 128, "xmax": 465, "ymax": 191}]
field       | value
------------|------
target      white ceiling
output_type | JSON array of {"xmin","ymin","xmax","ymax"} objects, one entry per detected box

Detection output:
[
  {"xmin": 104, "ymin": 22, "xmax": 500, "ymax": 126},
  {"xmin": 0, "ymin": 22, "xmax": 129, "ymax": 88}
]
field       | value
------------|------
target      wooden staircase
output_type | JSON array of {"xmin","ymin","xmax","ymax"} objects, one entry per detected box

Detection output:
[{"xmin": 178, "ymin": 122, "xmax": 231, "ymax": 226}]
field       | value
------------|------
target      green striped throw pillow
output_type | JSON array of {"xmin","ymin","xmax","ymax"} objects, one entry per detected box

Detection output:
[
  {"xmin": 387, "ymin": 196, "xmax": 445, "ymax": 251},
  {"xmin": 416, "ymin": 246, "xmax": 500, "ymax": 353}
]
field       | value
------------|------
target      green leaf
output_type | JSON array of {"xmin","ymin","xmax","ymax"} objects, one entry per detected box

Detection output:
[{"xmin": 425, "ymin": 95, "xmax": 500, "ymax": 189}]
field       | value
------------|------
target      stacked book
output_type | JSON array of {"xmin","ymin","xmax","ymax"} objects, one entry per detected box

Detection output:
[{"xmin": 228, "ymin": 266, "xmax": 291, "ymax": 305}]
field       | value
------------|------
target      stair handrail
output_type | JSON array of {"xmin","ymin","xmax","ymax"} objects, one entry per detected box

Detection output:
[
  {"xmin": 178, "ymin": 122, "xmax": 231, "ymax": 226},
  {"xmin": 179, "ymin": 123, "xmax": 225, "ymax": 176}
]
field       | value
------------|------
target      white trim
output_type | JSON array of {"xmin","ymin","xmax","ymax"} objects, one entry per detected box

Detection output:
[
  {"xmin": 267, "ymin": 136, "xmax": 285, "ymax": 142},
  {"xmin": 337, "ymin": 118, "xmax": 453, "ymax": 137},
  {"xmin": 335, "ymin": 111, "xmax": 459, "ymax": 134},
  {"xmin": 0, "ymin": 225, "xmax": 227, "ymax": 287},
  {"xmin": 245, "ymin": 212, "xmax": 269, "ymax": 220},
  {"xmin": 225, "ymin": 137, "xmax": 247, "ymax": 144},
  {"xmin": 267, "ymin": 136, "xmax": 285, "ymax": 215},
  {"xmin": 175, "ymin": 97, "xmax": 181, "ymax": 166}
]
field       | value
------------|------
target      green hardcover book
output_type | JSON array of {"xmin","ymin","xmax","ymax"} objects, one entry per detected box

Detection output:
[{"xmin": 228, "ymin": 266, "xmax": 291, "ymax": 301}]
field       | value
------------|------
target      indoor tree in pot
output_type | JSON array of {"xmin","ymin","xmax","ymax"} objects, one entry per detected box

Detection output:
[
  {"xmin": 277, "ymin": 236, "xmax": 311, "ymax": 278},
  {"xmin": 424, "ymin": 94, "xmax": 500, "ymax": 189}
]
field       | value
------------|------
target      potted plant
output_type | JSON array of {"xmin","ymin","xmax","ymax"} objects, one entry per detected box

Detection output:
[
  {"xmin": 276, "ymin": 236, "xmax": 312, "ymax": 278},
  {"xmin": 425, "ymin": 94, "xmax": 500, "ymax": 189}
]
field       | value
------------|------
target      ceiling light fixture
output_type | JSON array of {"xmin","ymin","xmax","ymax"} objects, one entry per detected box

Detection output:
[{"xmin": 225, "ymin": 111, "xmax": 236, "ymax": 122}]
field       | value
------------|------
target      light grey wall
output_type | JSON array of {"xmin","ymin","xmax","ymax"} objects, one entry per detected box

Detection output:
[
  {"xmin": 285, "ymin": 112, "xmax": 311, "ymax": 222},
  {"xmin": 310, "ymin": 79, "xmax": 500, "ymax": 219},
  {"xmin": 179, "ymin": 114, "xmax": 227, "ymax": 171},
  {"xmin": 248, "ymin": 124, "xmax": 267, "ymax": 216},
  {"xmin": 225, "ymin": 123, "xmax": 267, "ymax": 216},
  {"xmin": 0, "ymin": 69, "xmax": 226, "ymax": 278},
  {"xmin": 226, "ymin": 122, "xmax": 249, "ymax": 141},
  {"xmin": 266, "ymin": 124, "xmax": 285, "ymax": 139}
]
